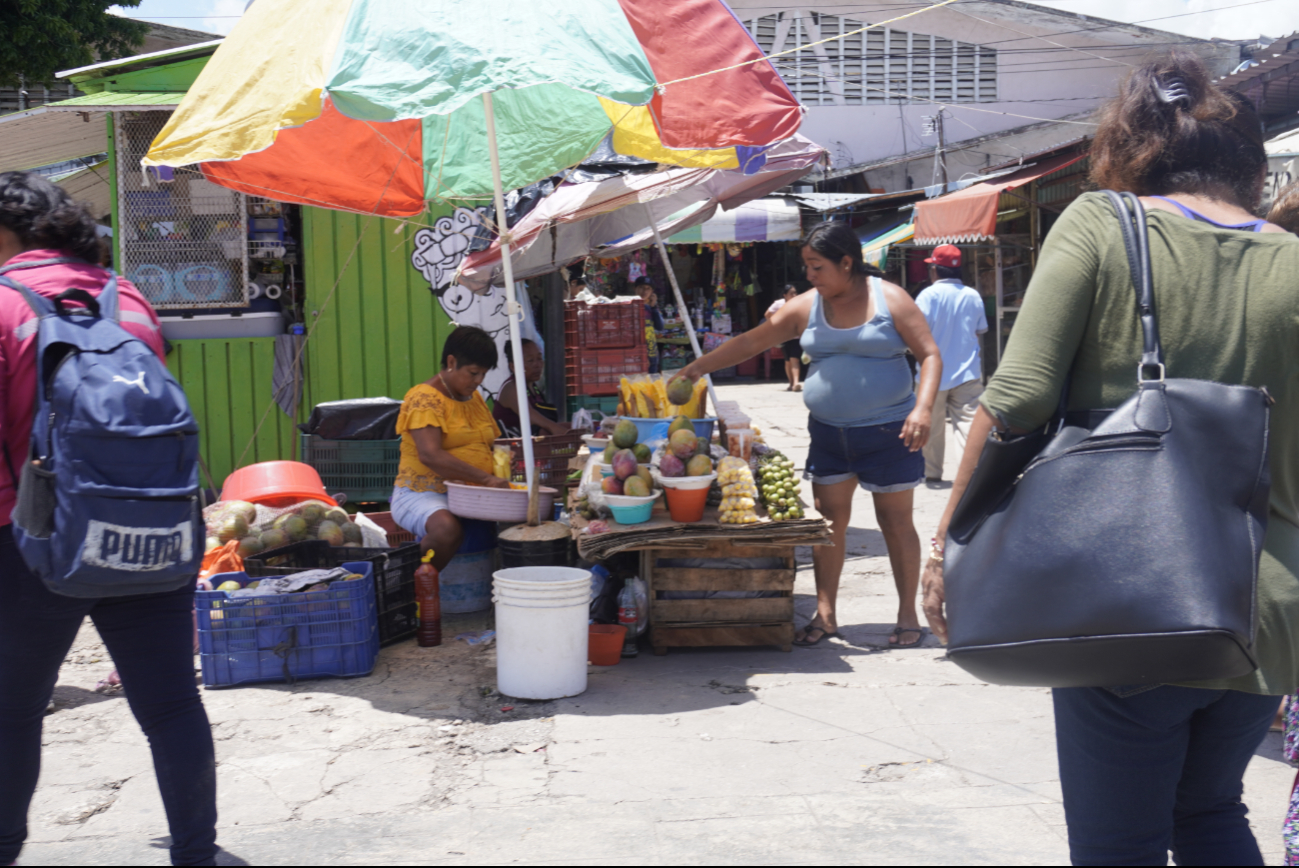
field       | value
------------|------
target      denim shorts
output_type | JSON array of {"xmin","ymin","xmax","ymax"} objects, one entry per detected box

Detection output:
[
  {"xmin": 390, "ymin": 486, "xmax": 450, "ymax": 538},
  {"xmin": 804, "ymin": 415, "xmax": 924, "ymax": 493}
]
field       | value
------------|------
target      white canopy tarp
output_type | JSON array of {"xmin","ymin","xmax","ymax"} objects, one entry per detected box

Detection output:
[{"xmin": 456, "ymin": 136, "xmax": 824, "ymax": 291}]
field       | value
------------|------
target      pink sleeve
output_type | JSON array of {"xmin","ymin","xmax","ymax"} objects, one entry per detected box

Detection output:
[{"xmin": 114, "ymin": 277, "xmax": 167, "ymax": 362}]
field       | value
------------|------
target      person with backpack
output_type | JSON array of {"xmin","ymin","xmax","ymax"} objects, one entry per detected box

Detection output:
[
  {"xmin": 920, "ymin": 54, "xmax": 1299, "ymax": 865},
  {"xmin": 0, "ymin": 172, "xmax": 217, "ymax": 867}
]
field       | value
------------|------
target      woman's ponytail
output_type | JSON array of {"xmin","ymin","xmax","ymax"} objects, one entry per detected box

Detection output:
[{"xmin": 1090, "ymin": 50, "xmax": 1266, "ymax": 210}]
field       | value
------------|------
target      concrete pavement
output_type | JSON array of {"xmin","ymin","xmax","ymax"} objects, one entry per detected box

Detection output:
[{"xmin": 17, "ymin": 380, "xmax": 1294, "ymax": 865}]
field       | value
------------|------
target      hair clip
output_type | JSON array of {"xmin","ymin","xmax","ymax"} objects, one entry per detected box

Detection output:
[{"xmin": 1157, "ymin": 75, "xmax": 1191, "ymax": 108}]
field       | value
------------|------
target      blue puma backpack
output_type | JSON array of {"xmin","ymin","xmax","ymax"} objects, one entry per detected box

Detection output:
[{"xmin": 0, "ymin": 258, "xmax": 202, "ymax": 597}]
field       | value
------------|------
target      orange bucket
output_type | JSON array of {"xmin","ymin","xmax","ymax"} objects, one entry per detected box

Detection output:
[
  {"xmin": 665, "ymin": 485, "xmax": 709, "ymax": 523},
  {"xmin": 220, "ymin": 461, "xmax": 337, "ymax": 508},
  {"xmin": 588, "ymin": 624, "xmax": 627, "ymax": 666}
]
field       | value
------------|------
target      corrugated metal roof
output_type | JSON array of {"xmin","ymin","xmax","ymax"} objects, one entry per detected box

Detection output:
[
  {"xmin": 51, "ymin": 91, "xmax": 185, "ymax": 109},
  {"xmin": 0, "ymin": 107, "xmax": 108, "ymax": 172},
  {"xmin": 790, "ymin": 192, "xmax": 883, "ymax": 211},
  {"xmin": 52, "ymin": 161, "xmax": 112, "ymax": 218},
  {"xmin": 1220, "ymin": 34, "xmax": 1299, "ymax": 122}
]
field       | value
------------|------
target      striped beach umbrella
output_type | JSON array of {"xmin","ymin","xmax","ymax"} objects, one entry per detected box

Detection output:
[{"xmin": 143, "ymin": 0, "xmax": 804, "ymax": 496}]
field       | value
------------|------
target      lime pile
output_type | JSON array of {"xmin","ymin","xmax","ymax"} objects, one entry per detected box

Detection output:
[{"xmin": 759, "ymin": 452, "xmax": 805, "ymax": 521}]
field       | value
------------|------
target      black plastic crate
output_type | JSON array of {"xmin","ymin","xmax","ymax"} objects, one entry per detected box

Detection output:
[{"xmin": 245, "ymin": 539, "xmax": 421, "ymax": 646}]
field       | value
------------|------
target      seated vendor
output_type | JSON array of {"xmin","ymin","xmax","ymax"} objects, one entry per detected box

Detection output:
[
  {"xmin": 391, "ymin": 325, "xmax": 510, "ymax": 569},
  {"xmin": 493, "ymin": 338, "xmax": 569, "ymax": 437}
]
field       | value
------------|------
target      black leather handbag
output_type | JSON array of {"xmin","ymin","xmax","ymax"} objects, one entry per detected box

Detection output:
[{"xmin": 943, "ymin": 191, "xmax": 1271, "ymax": 688}]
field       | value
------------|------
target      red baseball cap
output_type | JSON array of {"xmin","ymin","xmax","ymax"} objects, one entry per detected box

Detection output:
[{"xmin": 924, "ymin": 244, "xmax": 962, "ymax": 267}]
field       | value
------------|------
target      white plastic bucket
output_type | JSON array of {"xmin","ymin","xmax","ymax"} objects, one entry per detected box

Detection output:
[
  {"xmin": 493, "ymin": 567, "xmax": 592, "ymax": 700},
  {"xmin": 439, "ymin": 549, "xmax": 494, "ymax": 613}
]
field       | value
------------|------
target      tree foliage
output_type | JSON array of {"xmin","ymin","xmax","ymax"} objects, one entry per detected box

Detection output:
[{"xmin": 0, "ymin": 1, "xmax": 150, "ymax": 87}]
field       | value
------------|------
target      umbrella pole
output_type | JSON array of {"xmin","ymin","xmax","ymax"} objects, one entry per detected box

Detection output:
[
  {"xmin": 644, "ymin": 205, "xmax": 719, "ymax": 413},
  {"xmin": 482, "ymin": 92, "xmax": 538, "ymax": 510}
]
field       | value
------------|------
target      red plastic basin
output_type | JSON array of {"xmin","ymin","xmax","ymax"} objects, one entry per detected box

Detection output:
[{"xmin": 220, "ymin": 461, "xmax": 337, "ymax": 508}]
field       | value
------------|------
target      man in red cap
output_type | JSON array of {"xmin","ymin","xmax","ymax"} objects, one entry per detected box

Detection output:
[{"xmin": 916, "ymin": 245, "xmax": 987, "ymax": 483}]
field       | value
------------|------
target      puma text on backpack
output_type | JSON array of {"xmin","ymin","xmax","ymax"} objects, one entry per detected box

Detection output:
[{"xmin": 0, "ymin": 259, "xmax": 202, "ymax": 597}]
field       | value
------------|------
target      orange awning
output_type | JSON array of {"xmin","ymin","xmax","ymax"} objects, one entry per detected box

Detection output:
[{"xmin": 914, "ymin": 153, "xmax": 1086, "ymax": 244}]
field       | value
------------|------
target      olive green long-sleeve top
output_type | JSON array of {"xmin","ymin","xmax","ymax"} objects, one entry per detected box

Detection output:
[{"xmin": 982, "ymin": 191, "xmax": 1299, "ymax": 695}]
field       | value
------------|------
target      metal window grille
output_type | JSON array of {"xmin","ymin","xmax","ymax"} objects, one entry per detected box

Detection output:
[
  {"xmin": 114, "ymin": 111, "xmax": 249, "ymax": 309},
  {"xmin": 745, "ymin": 13, "xmax": 997, "ymax": 106}
]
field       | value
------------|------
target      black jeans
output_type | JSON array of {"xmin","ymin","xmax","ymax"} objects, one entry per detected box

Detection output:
[
  {"xmin": 0, "ymin": 526, "xmax": 217, "ymax": 866},
  {"xmin": 1053, "ymin": 684, "xmax": 1279, "ymax": 866}
]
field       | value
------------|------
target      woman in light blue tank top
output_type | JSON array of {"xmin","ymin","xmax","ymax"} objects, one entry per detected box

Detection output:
[{"xmin": 672, "ymin": 223, "xmax": 943, "ymax": 649}]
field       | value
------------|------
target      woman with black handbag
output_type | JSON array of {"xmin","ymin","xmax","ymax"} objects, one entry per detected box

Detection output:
[{"xmin": 921, "ymin": 52, "xmax": 1299, "ymax": 865}]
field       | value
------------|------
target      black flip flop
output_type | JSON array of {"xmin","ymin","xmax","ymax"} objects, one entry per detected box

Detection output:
[
  {"xmin": 793, "ymin": 623, "xmax": 839, "ymax": 647},
  {"xmin": 888, "ymin": 626, "xmax": 926, "ymax": 648}
]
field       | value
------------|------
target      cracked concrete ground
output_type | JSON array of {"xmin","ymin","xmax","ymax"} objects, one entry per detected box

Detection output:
[{"xmin": 18, "ymin": 381, "xmax": 1295, "ymax": 865}]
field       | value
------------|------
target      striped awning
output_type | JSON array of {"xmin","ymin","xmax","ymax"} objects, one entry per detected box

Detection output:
[
  {"xmin": 861, "ymin": 221, "xmax": 915, "ymax": 269},
  {"xmin": 666, "ymin": 196, "xmax": 802, "ymax": 243},
  {"xmin": 914, "ymin": 153, "xmax": 1086, "ymax": 244}
]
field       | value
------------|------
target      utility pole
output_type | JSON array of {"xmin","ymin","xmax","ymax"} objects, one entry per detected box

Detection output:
[
  {"xmin": 936, "ymin": 110, "xmax": 949, "ymax": 189},
  {"xmin": 921, "ymin": 110, "xmax": 950, "ymax": 189}
]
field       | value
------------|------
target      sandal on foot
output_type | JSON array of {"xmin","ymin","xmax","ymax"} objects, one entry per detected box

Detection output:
[
  {"xmin": 889, "ymin": 626, "xmax": 926, "ymax": 648},
  {"xmin": 794, "ymin": 623, "xmax": 839, "ymax": 647}
]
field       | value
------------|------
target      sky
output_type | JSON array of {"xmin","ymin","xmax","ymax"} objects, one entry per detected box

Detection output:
[{"xmin": 110, "ymin": 0, "xmax": 1299, "ymax": 41}]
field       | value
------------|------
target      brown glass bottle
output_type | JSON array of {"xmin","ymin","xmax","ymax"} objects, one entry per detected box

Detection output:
[{"xmin": 415, "ymin": 550, "xmax": 442, "ymax": 647}]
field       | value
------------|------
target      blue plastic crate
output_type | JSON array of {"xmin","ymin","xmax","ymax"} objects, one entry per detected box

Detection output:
[{"xmin": 196, "ymin": 561, "xmax": 378, "ymax": 688}]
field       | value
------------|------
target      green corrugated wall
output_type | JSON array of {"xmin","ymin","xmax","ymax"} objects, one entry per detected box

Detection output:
[
  {"xmin": 167, "ymin": 338, "xmax": 297, "ymax": 490},
  {"xmin": 301, "ymin": 207, "xmax": 452, "ymax": 410}
]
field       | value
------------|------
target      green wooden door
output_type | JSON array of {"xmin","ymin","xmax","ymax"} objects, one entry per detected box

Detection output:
[
  {"xmin": 167, "ymin": 337, "xmax": 297, "ymax": 490},
  {"xmin": 301, "ymin": 207, "xmax": 453, "ymax": 409}
]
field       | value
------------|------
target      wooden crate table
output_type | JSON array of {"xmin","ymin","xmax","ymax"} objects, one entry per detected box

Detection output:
[
  {"xmin": 637, "ymin": 538, "xmax": 796, "ymax": 655},
  {"xmin": 566, "ymin": 457, "xmax": 829, "ymax": 654}
]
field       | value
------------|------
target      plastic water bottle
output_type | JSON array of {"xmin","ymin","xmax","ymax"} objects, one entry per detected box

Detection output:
[
  {"xmin": 415, "ymin": 550, "xmax": 442, "ymax": 647},
  {"xmin": 617, "ymin": 583, "xmax": 639, "ymax": 658}
]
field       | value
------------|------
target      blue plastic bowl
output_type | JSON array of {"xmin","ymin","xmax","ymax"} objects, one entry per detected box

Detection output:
[
  {"xmin": 608, "ymin": 501, "xmax": 654, "ymax": 525},
  {"xmin": 621, "ymin": 417, "xmax": 717, "ymax": 445}
]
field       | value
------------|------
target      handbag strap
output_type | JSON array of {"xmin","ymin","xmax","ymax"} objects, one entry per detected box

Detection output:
[{"xmin": 1101, "ymin": 190, "xmax": 1165, "ymax": 381}]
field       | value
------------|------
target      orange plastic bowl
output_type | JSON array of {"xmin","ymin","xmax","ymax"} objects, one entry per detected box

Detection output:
[{"xmin": 220, "ymin": 461, "xmax": 337, "ymax": 508}]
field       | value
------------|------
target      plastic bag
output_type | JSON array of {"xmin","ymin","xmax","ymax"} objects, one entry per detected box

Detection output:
[
  {"xmin": 571, "ymin": 408, "xmax": 594, "ymax": 435},
  {"xmin": 297, "ymin": 398, "xmax": 401, "ymax": 440},
  {"xmin": 199, "ymin": 540, "xmax": 243, "ymax": 582},
  {"xmin": 202, "ymin": 498, "xmax": 361, "ymax": 554},
  {"xmin": 353, "ymin": 511, "xmax": 389, "ymax": 548}
]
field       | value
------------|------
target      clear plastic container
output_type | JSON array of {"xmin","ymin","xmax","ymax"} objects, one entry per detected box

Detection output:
[{"xmin": 727, "ymin": 427, "xmax": 754, "ymax": 461}]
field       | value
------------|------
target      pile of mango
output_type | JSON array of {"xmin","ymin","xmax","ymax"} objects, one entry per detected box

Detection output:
[{"xmin": 205, "ymin": 499, "xmax": 363, "ymax": 558}]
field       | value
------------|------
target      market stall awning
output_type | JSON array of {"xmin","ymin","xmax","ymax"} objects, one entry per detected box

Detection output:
[
  {"xmin": 914, "ymin": 153, "xmax": 1086, "ymax": 244},
  {"xmin": 457, "ymin": 137, "xmax": 823, "ymax": 291},
  {"xmin": 666, "ymin": 196, "xmax": 802, "ymax": 243},
  {"xmin": 860, "ymin": 220, "xmax": 914, "ymax": 269},
  {"xmin": 0, "ymin": 92, "xmax": 186, "ymax": 173}
]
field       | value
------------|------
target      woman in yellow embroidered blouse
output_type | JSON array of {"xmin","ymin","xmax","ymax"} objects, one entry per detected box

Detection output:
[{"xmin": 390, "ymin": 326, "xmax": 509, "ymax": 568}]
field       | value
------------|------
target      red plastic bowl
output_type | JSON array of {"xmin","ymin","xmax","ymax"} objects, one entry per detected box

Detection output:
[{"xmin": 220, "ymin": 461, "xmax": 337, "ymax": 508}]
